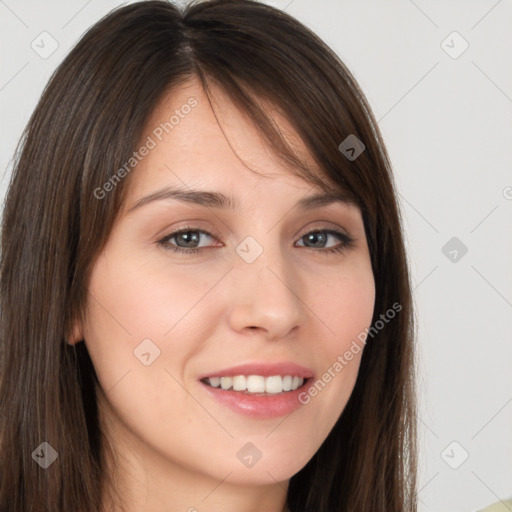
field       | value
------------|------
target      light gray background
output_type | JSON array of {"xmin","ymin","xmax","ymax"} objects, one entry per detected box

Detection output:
[{"xmin": 1, "ymin": 1, "xmax": 511, "ymax": 511}]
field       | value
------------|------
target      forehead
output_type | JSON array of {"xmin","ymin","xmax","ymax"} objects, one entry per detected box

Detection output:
[{"xmin": 122, "ymin": 76, "xmax": 355, "ymax": 213}]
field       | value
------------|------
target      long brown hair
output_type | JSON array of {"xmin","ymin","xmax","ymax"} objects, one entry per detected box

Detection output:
[{"xmin": 0, "ymin": 1, "xmax": 417, "ymax": 510}]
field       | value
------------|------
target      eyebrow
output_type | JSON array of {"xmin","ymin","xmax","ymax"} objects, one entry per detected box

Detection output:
[{"xmin": 126, "ymin": 185, "xmax": 357, "ymax": 213}]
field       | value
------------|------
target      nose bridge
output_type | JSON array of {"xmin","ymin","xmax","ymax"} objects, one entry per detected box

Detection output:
[{"xmin": 228, "ymin": 234, "xmax": 303, "ymax": 339}]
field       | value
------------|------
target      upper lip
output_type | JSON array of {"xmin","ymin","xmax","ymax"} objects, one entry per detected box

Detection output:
[{"xmin": 198, "ymin": 362, "xmax": 315, "ymax": 380}]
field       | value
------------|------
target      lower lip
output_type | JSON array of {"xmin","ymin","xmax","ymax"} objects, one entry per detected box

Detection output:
[{"xmin": 199, "ymin": 380, "xmax": 311, "ymax": 418}]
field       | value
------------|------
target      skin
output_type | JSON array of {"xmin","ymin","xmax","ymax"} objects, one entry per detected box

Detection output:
[{"xmin": 69, "ymin": 76, "xmax": 375, "ymax": 512}]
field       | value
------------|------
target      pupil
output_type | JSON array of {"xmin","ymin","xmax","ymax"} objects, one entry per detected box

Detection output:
[
  {"xmin": 306, "ymin": 232, "xmax": 326, "ymax": 248},
  {"xmin": 177, "ymin": 231, "xmax": 199, "ymax": 247}
]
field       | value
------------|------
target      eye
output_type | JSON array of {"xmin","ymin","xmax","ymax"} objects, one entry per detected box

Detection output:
[
  {"xmin": 156, "ymin": 227, "xmax": 355, "ymax": 255},
  {"xmin": 295, "ymin": 229, "xmax": 354, "ymax": 254},
  {"xmin": 157, "ymin": 228, "xmax": 218, "ymax": 254}
]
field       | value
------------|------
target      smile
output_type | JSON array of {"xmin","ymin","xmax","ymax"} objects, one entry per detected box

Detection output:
[{"xmin": 202, "ymin": 375, "xmax": 306, "ymax": 394}]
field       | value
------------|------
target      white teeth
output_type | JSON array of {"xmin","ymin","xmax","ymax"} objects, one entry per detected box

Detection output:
[
  {"xmin": 220, "ymin": 376, "xmax": 232, "ymax": 390},
  {"xmin": 205, "ymin": 375, "xmax": 305, "ymax": 394},
  {"xmin": 247, "ymin": 375, "xmax": 265, "ymax": 393},
  {"xmin": 265, "ymin": 376, "xmax": 283, "ymax": 394},
  {"xmin": 232, "ymin": 375, "xmax": 247, "ymax": 391},
  {"xmin": 209, "ymin": 377, "xmax": 221, "ymax": 388}
]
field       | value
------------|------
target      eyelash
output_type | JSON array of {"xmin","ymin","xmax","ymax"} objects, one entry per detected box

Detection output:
[{"xmin": 156, "ymin": 226, "xmax": 355, "ymax": 255}]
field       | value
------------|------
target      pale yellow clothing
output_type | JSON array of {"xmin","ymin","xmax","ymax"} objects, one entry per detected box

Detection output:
[
  {"xmin": 477, "ymin": 499, "xmax": 512, "ymax": 512},
  {"xmin": 284, "ymin": 499, "xmax": 512, "ymax": 511}
]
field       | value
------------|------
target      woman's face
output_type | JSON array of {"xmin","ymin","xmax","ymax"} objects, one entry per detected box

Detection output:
[{"xmin": 74, "ymin": 77, "xmax": 375, "ymax": 493}]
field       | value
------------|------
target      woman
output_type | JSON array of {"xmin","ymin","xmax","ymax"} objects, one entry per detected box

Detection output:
[{"xmin": 0, "ymin": 1, "xmax": 417, "ymax": 511}]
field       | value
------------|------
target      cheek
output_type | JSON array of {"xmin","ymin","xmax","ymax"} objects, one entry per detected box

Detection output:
[
  {"xmin": 81, "ymin": 250, "xmax": 221, "ymax": 448},
  {"xmin": 313, "ymin": 256, "xmax": 376, "ymax": 351},
  {"xmin": 301, "ymin": 258, "xmax": 375, "ymax": 427},
  {"xmin": 81, "ymin": 246, "xmax": 232, "ymax": 411},
  {"xmin": 85, "ymin": 248, "xmax": 218, "ymax": 342}
]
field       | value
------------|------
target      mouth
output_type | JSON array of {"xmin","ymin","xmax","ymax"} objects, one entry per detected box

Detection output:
[
  {"xmin": 200, "ymin": 375, "xmax": 310, "ymax": 395},
  {"xmin": 197, "ymin": 362, "xmax": 315, "ymax": 418}
]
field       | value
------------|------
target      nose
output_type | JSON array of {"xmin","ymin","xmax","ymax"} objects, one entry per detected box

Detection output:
[{"xmin": 227, "ymin": 244, "xmax": 304, "ymax": 341}]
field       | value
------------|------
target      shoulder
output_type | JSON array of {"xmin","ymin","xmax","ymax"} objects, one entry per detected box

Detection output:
[{"xmin": 476, "ymin": 499, "xmax": 512, "ymax": 512}]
